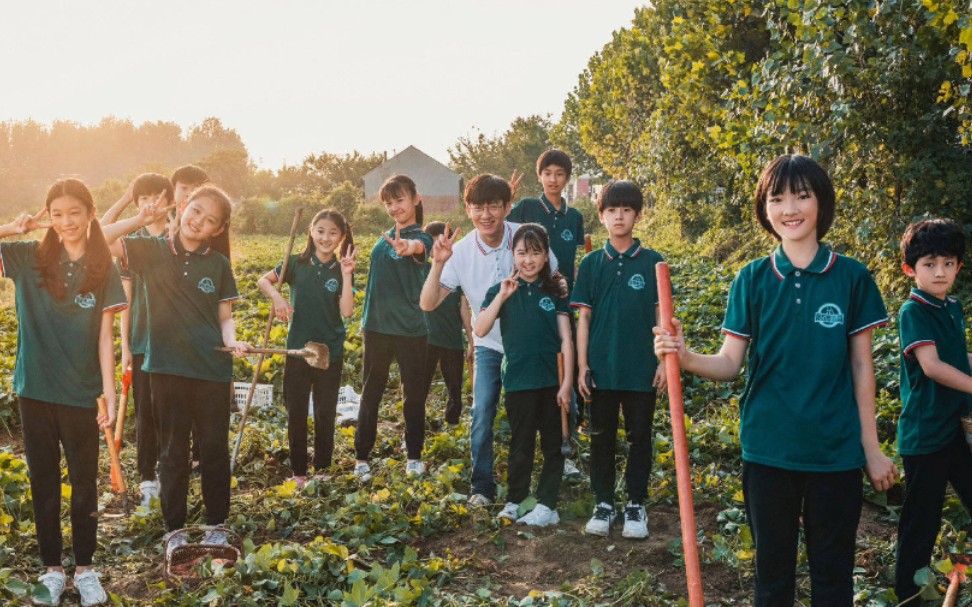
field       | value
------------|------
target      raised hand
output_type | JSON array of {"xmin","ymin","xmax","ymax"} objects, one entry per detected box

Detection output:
[
  {"xmin": 341, "ymin": 245, "xmax": 357, "ymax": 276},
  {"xmin": 13, "ymin": 208, "xmax": 52, "ymax": 234},
  {"xmin": 431, "ymin": 223, "xmax": 460, "ymax": 264},
  {"xmin": 498, "ymin": 266, "xmax": 520, "ymax": 299},
  {"xmin": 137, "ymin": 192, "xmax": 176, "ymax": 226},
  {"xmin": 382, "ymin": 225, "xmax": 412, "ymax": 258},
  {"xmin": 509, "ymin": 169, "xmax": 525, "ymax": 201}
]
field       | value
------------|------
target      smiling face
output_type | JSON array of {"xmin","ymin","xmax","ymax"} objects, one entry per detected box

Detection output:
[
  {"xmin": 538, "ymin": 164, "xmax": 569, "ymax": 199},
  {"xmin": 764, "ymin": 187, "xmax": 819, "ymax": 246},
  {"xmin": 599, "ymin": 205, "xmax": 640, "ymax": 238},
  {"xmin": 179, "ymin": 195, "xmax": 226, "ymax": 244},
  {"xmin": 48, "ymin": 195, "xmax": 94, "ymax": 246},
  {"xmin": 382, "ymin": 191, "xmax": 419, "ymax": 226},
  {"xmin": 311, "ymin": 217, "xmax": 343, "ymax": 258},
  {"xmin": 904, "ymin": 255, "xmax": 962, "ymax": 300},
  {"xmin": 513, "ymin": 241, "xmax": 548, "ymax": 282},
  {"xmin": 465, "ymin": 199, "xmax": 509, "ymax": 242}
]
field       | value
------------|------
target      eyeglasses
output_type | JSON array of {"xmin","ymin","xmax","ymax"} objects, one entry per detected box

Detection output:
[{"xmin": 467, "ymin": 202, "xmax": 506, "ymax": 215}]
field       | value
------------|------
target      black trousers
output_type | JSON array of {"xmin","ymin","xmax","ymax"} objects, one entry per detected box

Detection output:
[
  {"xmin": 19, "ymin": 397, "xmax": 99, "ymax": 567},
  {"xmin": 283, "ymin": 355, "xmax": 343, "ymax": 475},
  {"xmin": 742, "ymin": 461, "xmax": 862, "ymax": 607},
  {"xmin": 505, "ymin": 387, "xmax": 564, "ymax": 508},
  {"xmin": 355, "ymin": 331, "xmax": 429, "ymax": 461},
  {"xmin": 588, "ymin": 390, "xmax": 655, "ymax": 505},
  {"xmin": 424, "ymin": 343, "xmax": 464, "ymax": 424},
  {"xmin": 895, "ymin": 434, "xmax": 972, "ymax": 603},
  {"xmin": 151, "ymin": 373, "xmax": 231, "ymax": 531},
  {"xmin": 131, "ymin": 354, "xmax": 160, "ymax": 482}
]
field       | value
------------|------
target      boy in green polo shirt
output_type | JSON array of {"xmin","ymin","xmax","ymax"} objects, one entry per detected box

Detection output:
[
  {"xmin": 893, "ymin": 218, "xmax": 972, "ymax": 602},
  {"xmin": 571, "ymin": 180, "xmax": 665, "ymax": 539}
]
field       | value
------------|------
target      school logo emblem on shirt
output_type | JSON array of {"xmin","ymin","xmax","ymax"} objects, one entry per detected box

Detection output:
[
  {"xmin": 814, "ymin": 303, "xmax": 844, "ymax": 328},
  {"xmin": 198, "ymin": 277, "xmax": 216, "ymax": 294},
  {"xmin": 388, "ymin": 248, "xmax": 401, "ymax": 260},
  {"xmin": 539, "ymin": 297, "xmax": 555, "ymax": 312},
  {"xmin": 628, "ymin": 274, "xmax": 646, "ymax": 290},
  {"xmin": 561, "ymin": 229, "xmax": 573, "ymax": 242},
  {"xmin": 74, "ymin": 292, "xmax": 96, "ymax": 309},
  {"xmin": 325, "ymin": 278, "xmax": 339, "ymax": 292}
]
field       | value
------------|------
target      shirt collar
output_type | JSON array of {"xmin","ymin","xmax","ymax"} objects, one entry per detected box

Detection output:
[
  {"xmin": 58, "ymin": 247, "xmax": 85, "ymax": 266},
  {"xmin": 310, "ymin": 254, "xmax": 338, "ymax": 270},
  {"xmin": 909, "ymin": 288, "xmax": 952, "ymax": 309},
  {"xmin": 475, "ymin": 223, "xmax": 514, "ymax": 256},
  {"xmin": 770, "ymin": 244, "xmax": 836, "ymax": 280},
  {"xmin": 517, "ymin": 276, "xmax": 542, "ymax": 287},
  {"xmin": 539, "ymin": 193, "xmax": 567, "ymax": 217},
  {"xmin": 170, "ymin": 233, "xmax": 211, "ymax": 257},
  {"xmin": 386, "ymin": 223, "xmax": 422, "ymax": 238},
  {"xmin": 604, "ymin": 239, "xmax": 643, "ymax": 261}
]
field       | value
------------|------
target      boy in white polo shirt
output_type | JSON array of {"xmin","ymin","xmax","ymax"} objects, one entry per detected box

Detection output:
[{"xmin": 420, "ymin": 174, "xmax": 558, "ymax": 506}]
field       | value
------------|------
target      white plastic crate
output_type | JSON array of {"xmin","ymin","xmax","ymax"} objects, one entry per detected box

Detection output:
[{"xmin": 233, "ymin": 382, "xmax": 274, "ymax": 409}]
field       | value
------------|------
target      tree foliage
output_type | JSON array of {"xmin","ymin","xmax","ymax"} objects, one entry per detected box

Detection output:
[{"xmin": 448, "ymin": 115, "xmax": 552, "ymax": 183}]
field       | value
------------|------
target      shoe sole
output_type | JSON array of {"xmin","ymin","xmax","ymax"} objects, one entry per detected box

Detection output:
[
  {"xmin": 622, "ymin": 529, "xmax": 649, "ymax": 539},
  {"xmin": 585, "ymin": 525, "xmax": 611, "ymax": 536}
]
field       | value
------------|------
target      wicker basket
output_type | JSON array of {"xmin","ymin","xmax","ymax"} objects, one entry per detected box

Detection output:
[{"xmin": 163, "ymin": 526, "xmax": 244, "ymax": 587}]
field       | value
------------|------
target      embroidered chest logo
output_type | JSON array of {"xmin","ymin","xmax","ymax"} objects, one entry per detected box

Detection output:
[
  {"xmin": 814, "ymin": 303, "xmax": 844, "ymax": 329},
  {"xmin": 75, "ymin": 292, "xmax": 96, "ymax": 309},
  {"xmin": 628, "ymin": 274, "xmax": 646, "ymax": 290},
  {"xmin": 561, "ymin": 229, "xmax": 573, "ymax": 242},
  {"xmin": 539, "ymin": 297, "xmax": 555, "ymax": 312},
  {"xmin": 325, "ymin": 278, "xmax": 339, "ymax": 293},
  {"xmin": 388, "ymin": 247, "xmax": 401, "ymax": 260},
  {"xmin": 198, "ymin": 277, "xmax": 216, "ymax": 294}
]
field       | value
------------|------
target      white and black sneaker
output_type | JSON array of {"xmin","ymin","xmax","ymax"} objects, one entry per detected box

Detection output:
[
  {"xmin": 139, "ymin": 479, "xmax": 159, "ymax": 508},
  {"xmin": 164, "ymin": 530, "xmax": 189, "ymax": 560},
  {"xmin": 497, "ymin": 502, "xmax": 520, "ymax": 521},
  {"xmin": 33, "ymin": 570, "xmax": 66, "ymax": 606},
  {"xmin": 584, "ymin": 502, "xmax": 616, "ymax": 536},
  {"xmin": 202, "ymin": 527, "xmax": 229, "ymax": 546},
  {"xmin": 353, "ymin": 462, "xmax": 372, "ymax": 482},
  {"xmin": 517, "ymin": 504, "xmax": 560, "ymax": 527},
  {"xmin": 562, "ymin": 458, "xmax": 582, "ymax": 480},
  {"xmin": 621, "ymin": 503, "xmax": 649, "ymax": 539},
  {"xmin": 74, "ymin": 570, "xmax": 108, "ymax": 607}
]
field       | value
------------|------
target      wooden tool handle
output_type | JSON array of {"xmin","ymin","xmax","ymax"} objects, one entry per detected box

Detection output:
[
  {"xmin": 584, "ymin": 234, "xmax": 592, "ymax": 253},
  {"xmin": 98, "ymin": 397, "xmax": 125, "ymax": 494}
]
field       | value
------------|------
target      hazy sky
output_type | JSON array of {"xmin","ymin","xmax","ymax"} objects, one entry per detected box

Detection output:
[{"xmin": 1, "ymin": 1, "xmax": 645, "ymax": 170}]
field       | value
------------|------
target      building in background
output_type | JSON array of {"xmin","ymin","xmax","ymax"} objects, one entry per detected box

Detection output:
[{"xmin": 362, "ymin": 146, "xmax": 463, "ymax": 214}]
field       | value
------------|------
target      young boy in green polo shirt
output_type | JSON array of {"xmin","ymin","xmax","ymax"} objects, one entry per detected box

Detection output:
[
  {"xmin": 894, "ymin": 218, "xmax": 972, "ymax": 602},
  {"xmin": 571, "ymin": 180, "xmax": 665, "ymax": 539}
]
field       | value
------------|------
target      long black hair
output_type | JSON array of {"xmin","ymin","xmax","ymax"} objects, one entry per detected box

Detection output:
[
  {"xmin": 379, "ymin": 174, "xmax": 424, "ymax": 225},
  {"xmin": 298, "ymin": 209, "xmax": 354, "ymax": 264},
  {"xmin": 511, "ymin": 223, "xmax": 566, "ymax": 299}
]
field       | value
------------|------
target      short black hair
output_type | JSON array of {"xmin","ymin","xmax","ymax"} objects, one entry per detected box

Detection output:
[
  {"xmin": 754, "ymin": 155, "xmax": 835, "ymax": 241},
  {"xmin": 537, "ymin": 149, "xmax": 572, "ymax": 178},
  {"xmin": 424, "ymin": 221, "xmax": 447, "ymax": 238},
  {"xmin": 171, "ymin": 165, "xmax": 209, "ymax": 187},
  {"xmin": 132, "ymin": 173, "xmax": 173, "ymax": 204},
  {"xmin": 464, "ymin": 174, "xmax": 512, "ymax": 205},
  {"xmin": 598, "ymin": 180, "xmax": 644, "ymax": 213},
  {"xmin": 900, "ymin": 218, "xmax": 967, "ymax": 268}
]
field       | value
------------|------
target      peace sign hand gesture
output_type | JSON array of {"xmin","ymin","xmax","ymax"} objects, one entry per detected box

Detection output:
[
  {"xmin": 382, "ymin": 225, "xmax": 412, "ymax": 258},
  {"xmin": 498, "ymin": 267, "xmax": 520, "ymax": 300},
  {"xmin": 431, "ymin": 223, "xmax": 460, "ymax": 264},
  {"xmin": 13, "ymin": 208, "xmax": 52, "ymax": 234},
  {"xmin": 341, "ymin": 245, "xmax": 357, "ymax": 276},
  {"xmin": 509, "ymin": 169, "xmax": 525, "ymax": 201},
  {"xmin": 137, "ymin": 192, "xmax": 176, "ymax": 227}
]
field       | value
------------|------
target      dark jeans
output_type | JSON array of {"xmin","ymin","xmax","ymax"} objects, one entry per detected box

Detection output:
[
  {"xmin": 424, "ymin": 344, "xmax": 464, "ymax": 424},
  {"xmin": 505, "ymin": 387, "xmax": 564, "ymax": 508},
  {"xmin": 589, "ymin": 390, "xmax": 655, "ymax": 505},
  {"xmin": 742, "ymin": 461, "xmax": 862, "ymax": 607},
  {"xmin": 284, "ymin": 355, "xmax": 343, "ymax": 475},
  {"xmin": 895, "ymin": 434, "xmax": 972, "ymax": 603},
  {"xmin": 19, "ymin": 397, "xmax": 99, "ymax": 567},
  {"xmin": 151, "ymin": 373, "xmax": 231, "ymax": 531},
  {"xmin": 355, "ymin": 331, "xmax": 429, "ymax": 461},
  {"xmin": 131, "ymin": 354, "xmax": 160, "ymax": 482}
]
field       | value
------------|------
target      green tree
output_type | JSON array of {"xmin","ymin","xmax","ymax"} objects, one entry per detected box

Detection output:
[{"xmin": 448, "ymin": 115, "xmax": 552, "ymax": 186}]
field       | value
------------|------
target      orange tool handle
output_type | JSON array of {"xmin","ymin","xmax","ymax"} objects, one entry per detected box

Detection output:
[
  {"xmin": 98, "ymin": 397, "xmax": 126, "ymax": 495},
  {"xmin": 558, "ymin": 353, "xmax": 568, "ymax": 436},
  {"xmin": 114, "ymin": 370, "xmax": 132, "ymax": 451},
  {"xmin": 656, "ymin": 262, "xmax": 704, "ymax": 607},
  {"xmin": 584, "ymin": 234, "xmax": 592, "ymax": 253}
]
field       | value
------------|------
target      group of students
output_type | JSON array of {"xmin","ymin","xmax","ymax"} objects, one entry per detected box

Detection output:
[{"xmin": 3, "ymin": 149, "xmax": 972, "ymax": 607}]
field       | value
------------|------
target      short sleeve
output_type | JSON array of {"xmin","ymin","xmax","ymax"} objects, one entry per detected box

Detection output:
[
  {"xmin": 721, "ymin": 267, "xmax": 752, "ymax": 340},
  {"xmin": 555, "ymin": 295, "xmax": 570, "ymax": 315},
  {"xmin": 102, "ymin": 265, "xmax": 128, "ymax": 313},
  {"xmin": 440, "ymin": 256, "xmax": 460, "ymax": 292},
  {"xmin": 121, "ymin": 236, "xmax": 158, "ymax": 276},
  {"xmin": 847, "ymin": 267, "xmax": 889, "ymax": 335},
  {"xmin": 575, "ymin": 213, "xmax": 586, "ymax": 248},
  {"xmin": 117, "ymin": 258, "xmax": 131, "ymax": 281},
  {"xmin": 218, "ymin": 258, "xmax": 239, "ymax": 303},
  {"xmin": 413, "ymin": 232, "xmax": 434, "ymax": 263},
  {"xmin": 0, "ymin": 241, "xmax": 38, "ymax": 280},
  {"xmin": 570, "ymin": 256, "xmax": 593, "ymax": 308},
  {"xmin": 481, "ymin": 284, "xmax": 500, "ymax": 311},
  {"xmin": 274, "ymin": 255, "xmax": 298, "ymax": 285},
  {"xmin": 899, "ymin": 305, "xmax": 934, "ymax": 358}
]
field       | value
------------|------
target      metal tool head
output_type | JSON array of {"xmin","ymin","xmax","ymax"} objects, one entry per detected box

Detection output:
[{"xmin": 299, "ymin": 342, "xmax": 331, "ymax": 370}]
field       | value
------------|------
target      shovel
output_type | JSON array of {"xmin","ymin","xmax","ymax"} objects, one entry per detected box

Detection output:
[
  {"xmin": 216, "ymin": 342, "xmax": 330, "ymax": 370},
  {"xmin": 97, "ymin": 396, "xmax": 129, "ymax": 512},
  {"xmin": 113, "ymin": 368, "xmax": 131, "ymax": 452}
]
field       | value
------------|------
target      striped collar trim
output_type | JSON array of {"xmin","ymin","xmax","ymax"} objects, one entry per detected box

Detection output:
[
  {"xmin": 604, "ymin": 239, "xmax": 643, "ymax": 261},
  {"xmin": 539, "ymin": 194, "xmax": 567, "ymax": 216},
  {"xmin": 770, "ymin": 246, "xmax": 837, "ymax": 281},
  {"xmin": 475, "ymin": 223, "xmax": 514, "ymax": 256},
  {"xmin": 169, "ymin": 234, "xmax": 211, "ymax": 257},
  {"xmin": 909, "ymin": 289, "xmax": 950, "ymax": 309}
]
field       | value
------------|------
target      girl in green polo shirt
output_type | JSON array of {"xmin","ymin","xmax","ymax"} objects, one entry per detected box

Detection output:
[
  {"xmin": 476, "ymin": 223, "xmax": 573, "ymax": 527},
  {"xmin": 654, "ymin": 155, "xmax": 896, "ymax": 607},
  {"xmin": 102, "ymin": 185, "xmax": 251, "ymax": 557},
  {"xmin": 257, "ymin": 209, "xmax": 356, "ymax": 487},
  {"xmin": 0, "ymin": 178, "xmax": 127, "ymax": 606},
  {"xmin": 354, "ymin": 175, "xmax": 434, "ymax": 481}
]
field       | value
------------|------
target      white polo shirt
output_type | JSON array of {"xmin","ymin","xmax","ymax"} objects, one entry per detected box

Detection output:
[{"xmin": 440, "ymin": 221, "xmax": 559, "ymax": 353}]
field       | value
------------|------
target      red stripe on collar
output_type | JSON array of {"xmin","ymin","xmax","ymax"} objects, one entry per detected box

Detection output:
[
  {"xmin": 910, "ymin": 293, "xmax": 942, "ymax": 308},
  {"xmin": 770, "ymin": 254, "xmax": 784, "ymax": 281}
]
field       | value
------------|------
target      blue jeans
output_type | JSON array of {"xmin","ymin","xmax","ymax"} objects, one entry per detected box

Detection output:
[{"xmin": 470, "ymin": 346, "xmax": 503, "ymax": 499}]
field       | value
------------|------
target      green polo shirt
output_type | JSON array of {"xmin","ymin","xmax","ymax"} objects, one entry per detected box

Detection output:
[
  {"xmin": 508, "ymin": 195, "xmax": 585, "ymax": 291},
  {"xmin": 897, "ymin": 289, "xmax": 972, "ymax": 456},
  {"xmin": 123, "ymin": 235, "xmax": 239, "ymax": 382},
  {"xmin": 0, "ymin": 241, "xmax": 127, "ymax": 408},
  {"xmin": 275, "ymin": 253, "xmax": 346, "ymax": 361},
  {"xmin": 722, "ymin": 244, "xmax": 889, "ymax": 472},
  {"xmin": 482, "ymin": 279, "xmax": 569, "ymax": 393},
  {"xmin": 425, "ymin": 288, "xmax": 464, "ymax": 351},
  {"xmin": 119, "ymin": 227, "xmax": 162, "ymax": 356},
  {"xmin": 361, "ymin": 224, "xmax": 433, "ymax": 337},
  {"xmin": 571, "ymin": 239, "xmax": 663, "ymax": 392}
]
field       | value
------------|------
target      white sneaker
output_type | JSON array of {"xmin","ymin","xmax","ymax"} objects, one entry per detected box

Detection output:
[
  {"xmin": 353, "ymin": 462, "xmax": 372, "ymax": 482},
  {"xmin": 33, "ymin": 570, "xmax": 65, "ymax": 606},
  {"xmin": 202, "ymin": 527, "xmax": 229, "ymax": 546},
  {"xmin": 139, "ymin": 479, "xmax": 159, "ymax": 508},
  {"xmin": 517, "ymin": 504, "xmax": 560, "ymax": 527},
  {"xmin": 497, "ymin": 502, "xmax": 520, "ymax": 521},
  {"xmin": 622, "ymin": 503, "xmax": 649, "ymax": 539},
  {"xmin": 405, "ymin": 460, "xmax": 425, "ymax": 477},
  {"xmin": 74, "ymin": 569, "xmax": 107, "ymax": 607},
  {"xmin": 164, "ymin": 530, "xmax": 188, "ymax": 560},
  {"xmin": 563, "ymin": 458, "xmax": 582, "ymax": 479},
  {"xmin": 467, "ymin": 493, "xmax": 490, "ymax": 508},
  {"xmin": 585, "ymin": 502, "xmax": 616, "ymax": 537}
]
